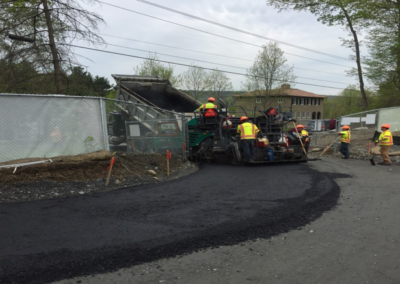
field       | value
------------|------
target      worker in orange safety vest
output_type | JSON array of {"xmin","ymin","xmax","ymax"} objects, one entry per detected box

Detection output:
[
  {"xmin": 376, "ymin": 124, "xmax": 393, "ymax": 166},
  {"xmin": 296, "ymin": 124, "xmax": 310, "ymax": 153},
  {"xmin": 237, "ymin": 116, "xmax": 260, "ymax": 162},
  {"xmin": 195, "ymin": 97, "xmax": 218, "ymax": 117},
  {"xmin": 337, "ymin": 125, "xmax": 351, "ymax": 159}
]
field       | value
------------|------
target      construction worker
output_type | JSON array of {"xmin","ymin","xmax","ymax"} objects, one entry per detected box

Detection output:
[
  {"xmin": 296, "ymin": 125, "xmax": 310, "ymax": 153},
  {"xmin": 237, "ymin": 116, "xmax": 260, "ymax": 162},
  {"xmin": 337, "ymin": 125, "xmax": 351, "ymax": 159},
  {"xmin": 195, "ymin": 97, "xmax": 218, "ymax": 117},
  {"xmin": 377, "ymin": 124, "xmax": 393, "ymax": 166}
]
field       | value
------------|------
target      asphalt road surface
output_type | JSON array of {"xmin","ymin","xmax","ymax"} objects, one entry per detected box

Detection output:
[{"xmin": 2, "ymin": 157, "xmax": 399, "ymax": 284}]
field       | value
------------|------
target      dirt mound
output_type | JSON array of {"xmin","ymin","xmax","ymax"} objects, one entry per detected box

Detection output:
[{"xmin": 0, "ymin": 152, "xmax": 198, "ymax": 203}]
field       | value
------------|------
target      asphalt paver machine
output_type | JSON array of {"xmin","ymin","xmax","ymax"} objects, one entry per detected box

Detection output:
[{"xmin": 187, "ymin": 99, "xmax": 308, "ymax": 164}]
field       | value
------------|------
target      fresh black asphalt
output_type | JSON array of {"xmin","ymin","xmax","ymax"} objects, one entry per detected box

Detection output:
[{"xmin": 0, "ymin": 163, "xmax": 347, "ymax": 284}]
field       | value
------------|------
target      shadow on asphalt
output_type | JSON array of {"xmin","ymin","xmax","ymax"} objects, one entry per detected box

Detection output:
[{"xmin": 0, "ymin": 163, "xmax": 349, "ymax": 284}]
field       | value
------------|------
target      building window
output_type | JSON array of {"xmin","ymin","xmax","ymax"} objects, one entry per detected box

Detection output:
[
  {"xmin": 315, "ymin": 99, "xmax": 320, "ymax": 106},
  {"xmin": 317, "ymin": 112, "xmax": 321, "ymax": 119},
  {"xmin": 312, "ymin": 112, "xmax": 316, "ymax": 119},
  {"xmin": 256, "ymin": 98, "xmax": 261, "ymax": 104},
  {"xmin": 303, "ymin": 112, "xmax": 306, "ymax": 118},
  {"xmin": 278, "ymin": 98, "xmax": 283, "ymax": 103},
  {"xmin": 292, "ymin": 98, "xmax": 296, "ymax": 105},
  {"xmin": 307, "ymin": 112, "xmax": 310, "ymax": 118},
  {"xmin": 293, "ymin": 111, "xmax": 296, "ymax": 118},
  {"xmin": 308, "ymin": 99, "xmax": 311, "ymax": 106},
  {"xmin": 300, "ymin": 98, "xmax": 304, "ymax": 105}
]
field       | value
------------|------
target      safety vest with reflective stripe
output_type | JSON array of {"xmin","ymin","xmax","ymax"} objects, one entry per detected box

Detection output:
[
  {"xmin": 196, "ymin": 103, "xmax": 217, "ymax": 111},
  {"xmin": 301, "ymin": 130, "xmax": 310, "ymax": 143},
  {"xmin": 340, "ymin": 130, "xmax": 351, "ymax": 143},
  {"xmin": 237, "ymin": 122, "xmax": 259, "ymax": 139},
  {"xmin": 379, "ymin": 130, "xmax": 393, "ymax": 146},
  {"xmin": 195, "ymin": 102, "xmax": 218, "ymax": 117}
]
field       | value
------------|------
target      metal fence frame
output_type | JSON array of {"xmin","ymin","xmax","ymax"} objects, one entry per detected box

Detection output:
[
  {"xmin": 0, "ymin": 94, "xmax": 189, "ymax": 163},
  {"xmin": 339, "ymin": 106, "xmax": 400, "ymax": 132}
]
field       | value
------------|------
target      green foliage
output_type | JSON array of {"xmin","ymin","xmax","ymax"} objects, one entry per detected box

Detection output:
[
  {"xmin": 84, "ymin": 136, "xmax": 98, "ymax": 153},
  {"xmin": 266, "ymin": 0, "xmax": 369, "ymax": 109},
  {"xmin": 324, "ymin": 85, "xmax": 378, "ymax": 118},
  {"xmin": 65, "ymin": 67, "xmax": 112, "ymax": 97},
  {"xmin": 1, "ymin": 0, "xmax": 105, "ymax": 93},
  {"xmin": 134, "ymin": 53, "xmax": 180, "ymax": 86}
]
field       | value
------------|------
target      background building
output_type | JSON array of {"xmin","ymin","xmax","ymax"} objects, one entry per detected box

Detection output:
[{"xmin": 233, "ymin": 84, "xmax": 325, "ymax": 126}]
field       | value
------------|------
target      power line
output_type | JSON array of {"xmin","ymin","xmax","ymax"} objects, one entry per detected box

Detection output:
[
  {"xmin": 62, "ymin": 43, "xmax": 347, "ymax": 90},
  {"xmin": 97, "ymin": 1, "xmax": 354, "ymax": 68},
  {"xmin": 101, "ymin": 34, "xmax": 253, "ymax": 62},
  {"xmin": 137, "ymin": 0, "xmax": 352, "ymax": 62},
  {"xmin": 91, "ymin": 40, "xmax": 349, "ymax": 85},
  {"xmin": 101, "ymin": 34, "xmax": 349, "ymax": 76}
]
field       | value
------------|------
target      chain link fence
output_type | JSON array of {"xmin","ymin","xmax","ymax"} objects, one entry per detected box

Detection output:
[
  {"xmin": 0, "ymin": 94, "xmax": 188, "ymax": 163},
  {"xmin": 105, "ymin": 99, "xmax": 188, "ymax": 156}
]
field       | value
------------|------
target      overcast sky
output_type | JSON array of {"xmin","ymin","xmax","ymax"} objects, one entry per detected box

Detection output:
[{"xmin": 75, "ymin": 0, "xmax": 368, "ymax": 96}]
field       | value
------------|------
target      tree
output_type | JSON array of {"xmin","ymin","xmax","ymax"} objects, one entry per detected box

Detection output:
[
  {"xmin": 179, "ymin": 64, "xmax": 210, "ymax": 101},
  {"xmin": 0, "ymin": 0, "xmax": 105, "ymax": 94},
  {"xmin": 242, "ymin": 42, "xmax": 296, "ymax": 110},
  {"xmin": 360, "ymin": 1, "xmax": 400, "ymax": 104},
  {"xmin": 66, "ymin": 66, "xmax": 112, "ymax": 97},
  {"xmin": 134, "ymin": 53, "xmax": 180, "ymax": 87},
  {"xmin": 205, "ymin": 68, "xmax": 233, "ymax": 101},
  {"xmin": 266, "ymin": 0, "xmax": 369, "ymax": 110},
  {"xmin": 324, "ymin": 85, "xmax": 376, "ymax": 118}
]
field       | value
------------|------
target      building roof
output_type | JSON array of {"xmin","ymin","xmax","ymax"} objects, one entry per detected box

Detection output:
[{"xmin": 233, "ymin": 86, "xmax": 325, "ymax": 99}]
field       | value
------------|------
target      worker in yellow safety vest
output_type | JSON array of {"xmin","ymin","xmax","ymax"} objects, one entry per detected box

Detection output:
[
  {"xmin": 296, "ymin": 124, "xmax": 310, "ymax": 153},
  {"xmin": 376, "ymin": 124, "xmax": 393, "ymax": 166},
  {"xmin": 237, "ymin": 116, "xmax": 260, "ymax": 162},
  {"xmin": 195, "ymin": 97, "xmax": 218, "ymax": 117},
  {"xmin": 337, "ymin": 125, "xmax": 351, "ymax": 159}
]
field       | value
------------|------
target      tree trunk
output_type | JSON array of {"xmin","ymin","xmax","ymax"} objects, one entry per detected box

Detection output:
[
  {"xmin": 42, "ymin": 0, "xmax": 63, "ymax": 94},
  {"xmin": 339, "ymin": 1, "xmax": 368, "ymax": 110}
]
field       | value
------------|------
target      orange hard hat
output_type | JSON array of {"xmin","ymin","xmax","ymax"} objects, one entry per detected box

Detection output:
[
  {"xmin": 381, "ymin": 124, "xmax": 390, "ymax": 129},
  {"xmin": 342, "ymin": 125, "xmax": 350, "ymax": 130},
  {"xmin": 296, "ymin": 124, "xmax": 304, "ymax": 128},
  {"xmin": 208, "ymin": 97, "xmax": 215, "ymax": 102},
  {"xmin": 240, "ymin": 116, "xmax": 249, "ymax": 121}
]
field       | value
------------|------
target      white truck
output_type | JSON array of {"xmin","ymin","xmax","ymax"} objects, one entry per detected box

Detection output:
[{"xmin": 306, "ymin": 119, "xmax": 331, "ymax": 132}]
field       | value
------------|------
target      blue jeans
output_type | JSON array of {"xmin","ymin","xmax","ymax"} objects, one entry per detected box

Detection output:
[
  {"xmin": 241, "ymin": 139, "xmax": 255, "ymax": 161},
  {"xmin": 339, "ymin": 142, "xmax": 349, "ymax": 158}
]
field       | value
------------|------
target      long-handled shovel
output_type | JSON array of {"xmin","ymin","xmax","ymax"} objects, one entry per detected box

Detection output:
[
  {"xmin": 368, "ymin": 141, "xmax": 376, "ymax": 166},
  {"xmin": 315, "ymin": 136, "xmax": 340, "ymax": 160},
  {"xmin": 292, "ymin": 121, "xmax": 308, "ymax": 159}
]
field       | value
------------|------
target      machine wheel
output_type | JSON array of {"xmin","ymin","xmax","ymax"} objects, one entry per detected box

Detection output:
[{"xmin": 230, "ymin": 142, "xmax": 241, "ymax": 163}]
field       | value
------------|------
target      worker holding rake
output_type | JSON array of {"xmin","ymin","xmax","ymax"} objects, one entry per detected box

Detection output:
[{"xmin": 337, "ymin": 125, "xmax": 351, "ymax": 159}]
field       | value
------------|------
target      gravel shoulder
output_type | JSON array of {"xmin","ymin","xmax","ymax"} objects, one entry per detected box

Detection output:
[{"xmin": 51, "ymin": 156, "xmax": 400, "ymax": 284}]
